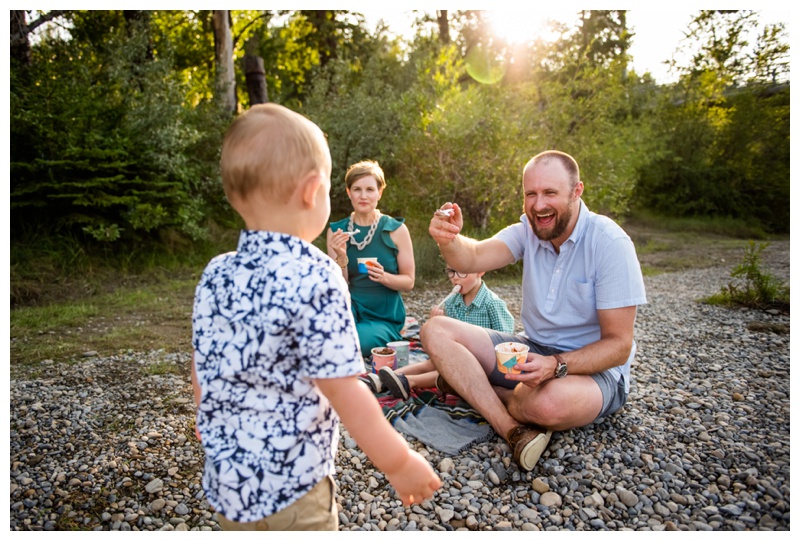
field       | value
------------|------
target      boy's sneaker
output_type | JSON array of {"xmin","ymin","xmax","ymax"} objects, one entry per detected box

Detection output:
[
  {"xmin": 359, "ymin": 373, "xmax": 383, "ymax": 393},
  {"xmin": 378, "ymin": 367, "xmax": 410, "ymax": 400}
]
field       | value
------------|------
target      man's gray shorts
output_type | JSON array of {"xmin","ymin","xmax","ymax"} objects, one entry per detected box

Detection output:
[{"xmin": 485, "ymin": 330, "xmax": 627, "ymax": 421}]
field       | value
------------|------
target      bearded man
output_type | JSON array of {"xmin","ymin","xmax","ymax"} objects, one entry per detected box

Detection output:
[{"xmin": 423, "ymin": 150, "xmax": 647, "ymax": 471}]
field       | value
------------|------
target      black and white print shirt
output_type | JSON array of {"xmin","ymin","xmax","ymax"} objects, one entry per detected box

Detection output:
[{"xmin": 192, "ymin": 230, "xmax": 363, "ymax": 522}]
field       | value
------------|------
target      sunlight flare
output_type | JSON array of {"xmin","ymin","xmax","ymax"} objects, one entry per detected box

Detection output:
[{"xmin": 487, "ymin": 9, "xmax": 572, "ymax": 45}]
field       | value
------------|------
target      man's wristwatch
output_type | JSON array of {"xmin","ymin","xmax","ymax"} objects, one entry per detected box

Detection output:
[
  {"xmin": 337, "ymin": 254, "xmax": 349, "ymax": 268},
  {"xmin": 553, "ymin": 354, "xmax": 568, "ymax": 378}
]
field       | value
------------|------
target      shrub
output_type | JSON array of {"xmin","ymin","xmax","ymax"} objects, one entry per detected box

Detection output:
[{"xmin": 702, "ymin": 241, "xmax": 789, "ymax": 311}]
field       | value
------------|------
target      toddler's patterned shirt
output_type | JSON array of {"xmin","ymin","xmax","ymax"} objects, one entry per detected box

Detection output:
[{"xmin": 192, "ymin": 230, "xmax": 363, "ymax": 522}]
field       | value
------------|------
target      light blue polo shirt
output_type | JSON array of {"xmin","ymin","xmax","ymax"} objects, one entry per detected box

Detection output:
[{"xmin": 494, "ymin": 200, "xmax": 647, "ymax": 391}]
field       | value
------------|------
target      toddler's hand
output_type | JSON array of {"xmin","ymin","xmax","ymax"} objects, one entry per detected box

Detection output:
[
  {"xmin": 429, "ymin": 305, "xmax": 445, "ymax": 318},
  {"xmin": 386, "ymin": 450, "xmax": 441, "ymax": 507}
]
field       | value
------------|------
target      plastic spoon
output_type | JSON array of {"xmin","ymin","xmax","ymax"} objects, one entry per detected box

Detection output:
[{"xmin": 436, "ymin": 284, "xmax": 462, "ymax": 308}]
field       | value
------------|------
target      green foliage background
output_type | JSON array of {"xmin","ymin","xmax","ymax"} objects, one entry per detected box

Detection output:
[{"xmin": 9, "ymin": 9, "xmax": 790, "ymax": 295}]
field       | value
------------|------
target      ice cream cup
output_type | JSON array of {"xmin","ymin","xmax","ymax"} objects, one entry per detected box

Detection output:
[
  {"xmin": 371, "ymin": 347, "xmax": 396, "ymax": 372},
  {"xmin": 387, "ymin": 340, "xmax": 410, "ymax": 368},
  {"xmin": 495, "ymin": 342, "xmax": 529, "ymax": 375},
  {"xmin": 357, "ymin": 257, "xmax": 378, "ymax": 273}
]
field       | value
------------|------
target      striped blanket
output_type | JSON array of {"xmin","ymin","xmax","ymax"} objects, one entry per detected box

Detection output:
[
  {"xmin": 377, "ymin": 389, "xmax": 495, "ymax": 455},
  {"xmin": 363, "ymin": 338, "xmax": 496, "ymax": 455}
]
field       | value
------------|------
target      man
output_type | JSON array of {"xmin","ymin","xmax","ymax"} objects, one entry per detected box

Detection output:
[{"xmin": 423, "ymin": 150, "xmax": 647, "ymax": 471}]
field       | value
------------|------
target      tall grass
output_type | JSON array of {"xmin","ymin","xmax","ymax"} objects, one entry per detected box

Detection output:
[{"xmin": 10, "ymin": 224, "xmax": 239, "ymax": 307}]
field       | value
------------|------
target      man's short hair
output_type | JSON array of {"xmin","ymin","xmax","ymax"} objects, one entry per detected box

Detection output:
[
  {"xmin": 220, "ymin": 104, "xmax": 331, "ymax": 203},
  {"xmin": 524, "ymin": 150, "xmax": 580, "ymax": 188}
]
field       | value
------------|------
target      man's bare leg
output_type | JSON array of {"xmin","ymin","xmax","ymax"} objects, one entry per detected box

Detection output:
[
  {"xmin": 494, "ymin": 375, "xmax": 605, "ymax": 431},
  {"xmin": 420, "ymin": 317, "xmax": 520, "ymax": 438}
]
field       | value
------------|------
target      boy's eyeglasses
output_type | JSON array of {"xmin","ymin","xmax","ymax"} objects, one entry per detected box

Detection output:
[{"xmin": 444, "ymin": 268, "xmax": 467, "ymax": 278}]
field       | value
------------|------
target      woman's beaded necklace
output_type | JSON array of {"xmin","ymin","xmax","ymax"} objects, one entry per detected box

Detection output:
[{"xmin": 348, "ymin": 211, "xmax": 380, "ymax": 251}]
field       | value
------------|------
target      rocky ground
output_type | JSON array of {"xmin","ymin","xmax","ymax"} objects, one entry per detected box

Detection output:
[{"xmin": 8, "ymin": 242, "xmax": 790, "ymax": 531}]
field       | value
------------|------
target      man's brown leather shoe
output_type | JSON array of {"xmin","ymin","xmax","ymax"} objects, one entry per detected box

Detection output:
[{"xmin": 506, "ymin": 425, "xmax": 553, "ymax": 471}]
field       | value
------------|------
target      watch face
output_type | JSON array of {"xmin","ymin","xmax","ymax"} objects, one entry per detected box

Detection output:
[{"xmin": 556, "ymin": 362, "xmax": 568, "ymax": 378}]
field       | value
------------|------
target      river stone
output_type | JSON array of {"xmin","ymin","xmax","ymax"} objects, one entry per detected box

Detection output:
[
  {"xmin": 145, "ymin": 479, "xmax": 164, "ymax": 494},
  {"xmin": 532, "ymin": 478, "xmax": 550, "ymax": 494},
  {"xmin": 540, "ymin": 492, "xmax": 562, "ymax": 508},
  {"xmin": 617, "ymin": 489, "xmax": 639, "ymax": 507}
]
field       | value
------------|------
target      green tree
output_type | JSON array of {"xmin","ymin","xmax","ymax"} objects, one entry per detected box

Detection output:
[
  {"xmin": 671, "ymin": 10, "xmax": 757, "ymax": 85},
  {"xmin": 10, "ymin": 10, "xmax": 229, "ymax": 245},
  {"xmin": 518, "ymin": 10, "xmax": 654, "ymax": 217},
  {"xmin": 749, "ymin": 22, "xmax": 790, "ymax": 84},
  {"xmin": 635, "ymin": 10, "xmax": 790, "ymax": 232},
  {"xmin": 302, "ymin": 26, "xmax": 412, "ymax": 217},
  {"xmin": 258, "ymin": 10, "xmax": 373, "ymax": 108}
]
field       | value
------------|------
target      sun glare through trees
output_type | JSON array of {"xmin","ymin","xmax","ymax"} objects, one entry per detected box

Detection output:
[{"xmin": 485, "ymin": 9, "xmax": 570, "ymax": 45}]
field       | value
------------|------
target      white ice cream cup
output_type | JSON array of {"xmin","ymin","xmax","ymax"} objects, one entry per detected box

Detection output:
[
  {"xmin": 357, "ymin": 257, "xmax": 378, "ymax": 273},
  {"xmin": 495, "ymin": 342, "xmax": 529, "ymax": 375}
]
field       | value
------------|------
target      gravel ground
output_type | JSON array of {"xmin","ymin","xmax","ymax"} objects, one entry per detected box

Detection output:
[{"xmin": 8, "ymin": 242, "xmax": 790, "ymax": 531}]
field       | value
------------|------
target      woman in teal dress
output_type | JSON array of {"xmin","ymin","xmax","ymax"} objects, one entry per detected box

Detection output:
[{"xmin": 327, "ymin": 160, "xmax": 415, "ymax": 357}]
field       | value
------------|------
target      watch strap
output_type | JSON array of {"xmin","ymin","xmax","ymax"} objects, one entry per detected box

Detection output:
[{"xmin": 553, "ymin": 354, "xmax": 567, "ymax": 378}]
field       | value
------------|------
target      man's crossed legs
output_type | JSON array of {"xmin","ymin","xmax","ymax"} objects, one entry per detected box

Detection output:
[{"xmin": 421, "ymin": 316, "xmax": 625, "ymax": 471}]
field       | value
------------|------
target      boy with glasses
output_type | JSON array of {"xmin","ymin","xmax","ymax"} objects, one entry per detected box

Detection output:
[{"xmin": 368, "ymin": 267, "xmax": 514, "ymax": 400}]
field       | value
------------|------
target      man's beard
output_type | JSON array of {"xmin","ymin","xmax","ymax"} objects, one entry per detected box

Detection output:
[{"xmin": 527, "ymin": 204, "xmax": 573, "ymax": 241}]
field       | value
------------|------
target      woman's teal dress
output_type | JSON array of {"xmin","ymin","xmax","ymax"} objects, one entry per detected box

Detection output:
[{"xmin": 330, "ymin": 214, "xmax": 406, "ymax": 356}]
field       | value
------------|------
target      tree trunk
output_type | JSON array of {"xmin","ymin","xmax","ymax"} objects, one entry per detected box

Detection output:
[
  {"xmin": 244, "ymin": 54, "xmax": 268, "ymax": 106},
  {"xmin": 124, "ymin": 10, "xmax": 153, "ymax": 61},
  {"xmin": 213, "ymin": 10, "xmax": 237, "ymax": 116},
  {"xmin": 437, "ymin": 10, "xmax": 450, "ymax": 44},
  {"xmin": 301, "ymin": 10, "xmax": 337, "ymax": 67},
  {"xmin": 10, "ymin": 10, "xmax": 31, "ymax": 65},
  {"xmin": 618, "ymin": 10, "xmax": 628, "ymax": 81},
  {"xmin": 11, "ymin": 9, "xmax": 69, "ymax": 66}
]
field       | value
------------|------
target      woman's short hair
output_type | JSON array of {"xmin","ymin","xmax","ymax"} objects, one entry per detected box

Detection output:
[{"xmin": 344, "ymin": 160, "xmax": 386, "ymax": 191}]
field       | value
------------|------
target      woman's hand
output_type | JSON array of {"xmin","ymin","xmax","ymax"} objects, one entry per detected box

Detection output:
[
  {"xmin": 330, "ymin": 230, "xmax": 349, "ymax": 259},
  {"xmin": 327, "ymin": 228, "xmax": 350, "ymax": 273},
  {"xmin": 366, "ymin": 260, "xmax": 386, "ymax": 283}
]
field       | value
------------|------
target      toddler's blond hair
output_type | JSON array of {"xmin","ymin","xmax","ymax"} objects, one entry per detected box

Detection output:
[{"xmin": 220, "ymin": 104, "xmax": 330, "ymax": 203}]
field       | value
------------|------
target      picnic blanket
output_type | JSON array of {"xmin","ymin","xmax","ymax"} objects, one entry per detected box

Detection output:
[
  {"xmin": 377, "ymin": 389, "xmax": 495, "ymax": 455},
  {"xmin": 366, "ymin": 336, "xmax": 496, "ymax": 456}
]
